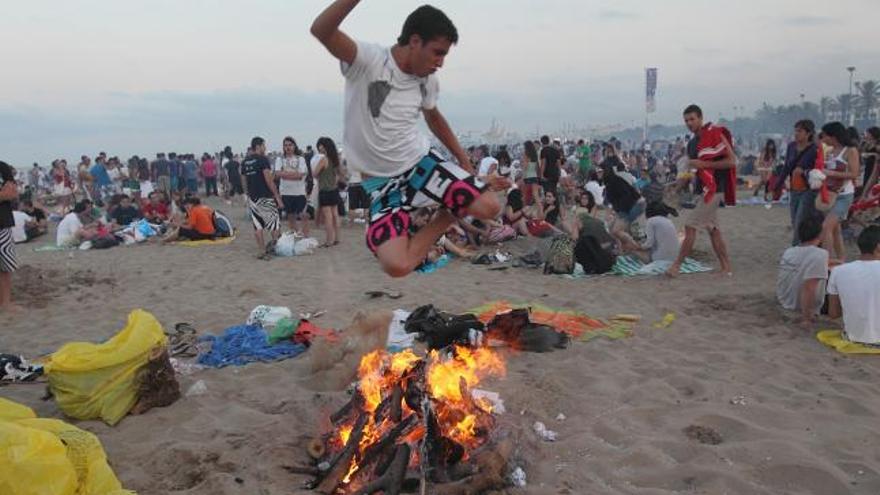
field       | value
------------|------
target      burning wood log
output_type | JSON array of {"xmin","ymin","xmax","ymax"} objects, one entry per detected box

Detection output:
[
  {"xmin": 316, "ymin": 414, "xmax": 368, "ymax": 494},
  {"xmin": 431, "ymin": 440, "xmax": 513, "ymax": 495},
  {"xmin": 351, "ymin": 443, "xmax": 411, "ymax": 495},
  {"xmin": 330, "ymin": 391, "xmax": 363, "ymax": 425}
]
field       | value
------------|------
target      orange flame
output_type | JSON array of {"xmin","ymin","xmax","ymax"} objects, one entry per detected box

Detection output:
[{"xmin": 335, "ymin": 345, "xmax": 505, "ymax": 484}]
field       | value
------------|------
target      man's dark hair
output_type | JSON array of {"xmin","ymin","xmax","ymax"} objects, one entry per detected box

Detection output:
[
  {"xmin": 251, "ymin": 136, "xmax": 265, "ymax": 150},
  {"xmin": 798, "ymin": 211, "xmax": 825, "ymax": 243},
  {"xmin": 540, "ymin": 135, "xmax": 550, "ymax": 145},
  {"xmin": 73, "ymin": 201, "xmax": 88, "ymax": 214},
  {"xmin": 397, "ymin": 5, "xmax": 458, "ymax": 46},
  {"xmin": 169, "ymin": 152, "xmax": 177, "ymax": 160},
  {"xmin": 683, "ymin": 104, "xmax": 702, "ymax": 117},
  {"xmin": 183, "ymin": 197, "xmax": 201, "ymax": 206},
  {"xmin": 795, "ymin": 119, "xmax": 816, "ymax": 142},
  {"xmin": 857, "ymin": 225, "xmax": 880, "ymax": 254}
]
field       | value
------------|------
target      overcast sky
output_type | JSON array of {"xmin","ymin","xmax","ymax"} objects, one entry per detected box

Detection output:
[{"xmin": 1, "ymin": 0, "xmax": 877, "ymax": 166}]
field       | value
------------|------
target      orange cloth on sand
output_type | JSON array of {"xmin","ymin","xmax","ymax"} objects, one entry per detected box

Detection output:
[{"xmin": 469, "ymin": 301, "xmax": 606, "ymax": 338}]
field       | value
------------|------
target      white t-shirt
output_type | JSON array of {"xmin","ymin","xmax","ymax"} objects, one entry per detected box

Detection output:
[
  {"xmin": 56, "ymin": 212, "xmax": 83, "ymax": 247},
  {"xmin": 827, "ymin": 260, "xmax": 880, "ymax": 344},
  {"xmin": 478, "ymin": 157, "xmax": 499, "ymax": 177},
  {"xmin": 642, "ymin": 216, "xmax": 680, "ymax": 262},
  {"xmin": 342, "ymin": 41, "xmax": 439, "ymax": 177},
  {"xmin": 585, "ymin": 181, "xmax": 605, "ymax": 206},
  {"xmin": 776, "ymin": 245, "xmax": 828, "ymax": 314},
  {"xmin": 12, "ymin": 211, "xmax": 32, "ymax": 243},
  {"xmin": 274, "ymin": 155, "xmax": 308, "ymax": 196}
]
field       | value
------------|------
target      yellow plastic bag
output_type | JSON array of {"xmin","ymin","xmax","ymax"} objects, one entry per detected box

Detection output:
[
  {"xmin": 0, "ymin": 399, "xmax": 135, "ymax": 495},
  {"xmin": 0, "ymin": 396, "xmax": 38, "ymax": 421},
  {"xmin": 45, "ymin": 309, "xmax": 168, "ymax": 425}
]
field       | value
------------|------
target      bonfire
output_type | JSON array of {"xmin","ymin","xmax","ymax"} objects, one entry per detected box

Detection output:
[{"xmin": 299, "ymin": 345, "xmax": 511, "ymax": 495}]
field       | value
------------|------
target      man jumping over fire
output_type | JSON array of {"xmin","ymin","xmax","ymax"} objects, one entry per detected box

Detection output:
[{"xmin": 311, "ymin": 1, "xmax": 509, "ymax": 278}]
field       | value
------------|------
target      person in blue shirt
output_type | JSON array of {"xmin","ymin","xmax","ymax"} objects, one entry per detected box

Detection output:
[
  {"xmin": 89, "ymin": 157, "xmax": 113, "ymax": 203},
  {"xmin": 183, "ymin": 155, "xmax": 200, "ymax": 194},
  {"xmin": 169, "ymin": 152, "xmax": 181, "ymax": 192}
]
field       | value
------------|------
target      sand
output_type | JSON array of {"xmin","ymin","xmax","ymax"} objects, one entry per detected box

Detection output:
[{"xmin": 3, "ymin": 198, "xmax": 879, "ymax": 495}]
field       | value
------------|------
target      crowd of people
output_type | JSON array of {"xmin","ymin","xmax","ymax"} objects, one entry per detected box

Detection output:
[{"xmin": 1, "ymin": 1, "xmax": 879, "ymax": 352}]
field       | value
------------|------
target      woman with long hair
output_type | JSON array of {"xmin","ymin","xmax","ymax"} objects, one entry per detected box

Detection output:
[
  {"xmin": 521, "ymin": 141, "xmax": 543, "ymax": 217},
  {"xmin": 777, "ymin": 120, "xmax": 818, "ymax": 244},
  {"xmin": 861, "ymin": 127, "xmax": 880, "ymax": 200},
  {"xmin": 755, "ymin": 139, "xmax": 777, "ymax": 200},
  {"xmin": 274, "ymin": 136, "xmax": 310, "ymax": 235},
  {"xmin": 314, "ymin": 137, "xmax": 342, "ymax": 247},
  {"xmin": 51, "ymin": 160, "xmax": 74, "ymax": 214},
  {"xmin": 819, "ymin": 122, "xmax": 860, "ymax": 260}
]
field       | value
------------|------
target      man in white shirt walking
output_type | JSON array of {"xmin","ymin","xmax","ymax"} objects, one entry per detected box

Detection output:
[
  {"xmin": 828, "ymin": 225, "xmax": 880, "ymax": 344},
  {"xmin": 311, "ymin": 0, "xmax": 508, "ymax": 278}
]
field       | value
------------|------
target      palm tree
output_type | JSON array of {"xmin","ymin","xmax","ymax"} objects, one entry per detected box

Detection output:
[
  {"xmin": 855, "ymin": 80, "xmax": 880, "ymax": 122},
  {"xmin": 820, "ymin": 96, "xmax": 836, "ymax": 122},
  {"xmin": 837, "ymin": 94, "xmax": 853, "ymax": 123}
]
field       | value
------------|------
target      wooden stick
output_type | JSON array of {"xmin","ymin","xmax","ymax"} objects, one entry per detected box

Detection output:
[
  {"xmin": 315, "ymin": 414, "xmax": 367, "ymax": 494},
  {"xmin": 351, "ymin": 444, "xmax": 411, "ymax": 495},
  {"xmin": 330, "ymin": 392, "xmax": 363, "ymax": 425}
]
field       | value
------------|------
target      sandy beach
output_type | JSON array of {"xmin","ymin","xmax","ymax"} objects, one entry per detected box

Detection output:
[{"xmin": 3, "ymin": 198, "xmax": 879, "ymax": 495}]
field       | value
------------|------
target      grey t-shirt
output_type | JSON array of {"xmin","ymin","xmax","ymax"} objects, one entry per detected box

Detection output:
[
  {"xmin": 642, "ymin": 216, "xmax": 679, "ymax": 262},
  {"xmin": 776, "ymin": 245, "xmax": 828, "ymax": 313}
]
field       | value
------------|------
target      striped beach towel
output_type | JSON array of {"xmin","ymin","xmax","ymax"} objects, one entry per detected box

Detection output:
[{"xmin": 612, "ymin": 255, "xmax": 711, "ymax": 276}]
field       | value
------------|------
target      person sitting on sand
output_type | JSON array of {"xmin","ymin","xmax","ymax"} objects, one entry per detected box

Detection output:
[
  {"xmin": 162, "ymin": 197, "xmax": 216, "ymax": 242},
  {"xmin": 573, "ymin": 191, "xmax": 617, "ymax": 253},
  {"xmin": 20, "ymin": 200, "xmax": 48, "ymax": 235},
  {"xmin": 411, "ymin": 208, "xmax": 475, "ymax": 263},
  {"xmin": 827, "ymin": 225, "xmax": 880, "ymax": 344},
  {"xmin": 776, "ymin": 212, "xmax": 829, "ymax": 325},
  {"xmin": 503, "ymin": 189, "xmax": 530, "ymax": 237},
  {"xmin": 631, "ymin": 201, "xmax": 680, "ymax": 270},
  {"xmin": 11, "ymin": 204, "xmax": 41, "ymax": 243},
  {"xmin": 109, "ymin": 194, "xmax": 142, "ymax": 229},
  {"xmin": 56, "ymin": 201, "xmax": 100, "ymax": 247},
  {"xmin": 141, "ymin": 191, "xmax": 170, "ymax": 224},
  {"xmin": 542, "ymin": 190, "xmax": 561, "ymax": 226}
]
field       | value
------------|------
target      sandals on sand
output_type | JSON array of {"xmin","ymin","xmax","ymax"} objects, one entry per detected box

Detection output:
[{"xmin": 166, "ymin": 323, "xmax": 198, "ymax": 358}]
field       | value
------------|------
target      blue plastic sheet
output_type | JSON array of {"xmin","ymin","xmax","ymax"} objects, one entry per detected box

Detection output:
[{"xmin": 197, "ymin": 324, "xmax": 307, "ymax": 368}]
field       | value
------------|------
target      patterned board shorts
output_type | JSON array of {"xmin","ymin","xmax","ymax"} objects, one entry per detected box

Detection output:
[
  {"xmin": 0, "ymin": 229, "xmax": 18, "ymax": 273},
  {"xmin": 363, "ymin": 151, "xmax": 486, "ymax": 253},
  {"xmin": 248, "ymin": 197, "xmax": 281, "ymax": 231}
]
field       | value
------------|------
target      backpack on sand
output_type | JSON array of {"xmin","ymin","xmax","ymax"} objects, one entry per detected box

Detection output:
[
  {"xmin": 213, "ymin": 210, "xmax": 234, "ymax": 237},
  {"xmin": 575, "ymin": 235, "xmax": 616, "ymax": 275},
  {"xmin": 543, "ymin": 235, "xmax": 576, "ymax": 275}
]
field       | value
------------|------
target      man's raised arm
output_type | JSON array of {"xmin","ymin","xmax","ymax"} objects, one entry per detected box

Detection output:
[{"xmin": 310, "ymin": 0, "xmax": 360, "ymax": 65}]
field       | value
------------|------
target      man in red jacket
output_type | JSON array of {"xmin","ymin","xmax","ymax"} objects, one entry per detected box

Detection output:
[{"xmin": 668, "ymin": 105, "xmax": 737, "ymax": 277}]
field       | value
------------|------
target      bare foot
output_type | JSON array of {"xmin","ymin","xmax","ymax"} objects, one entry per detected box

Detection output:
[{"xmin": 665, "ymin": 264, "xmax": 681, "ymax": 278}]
